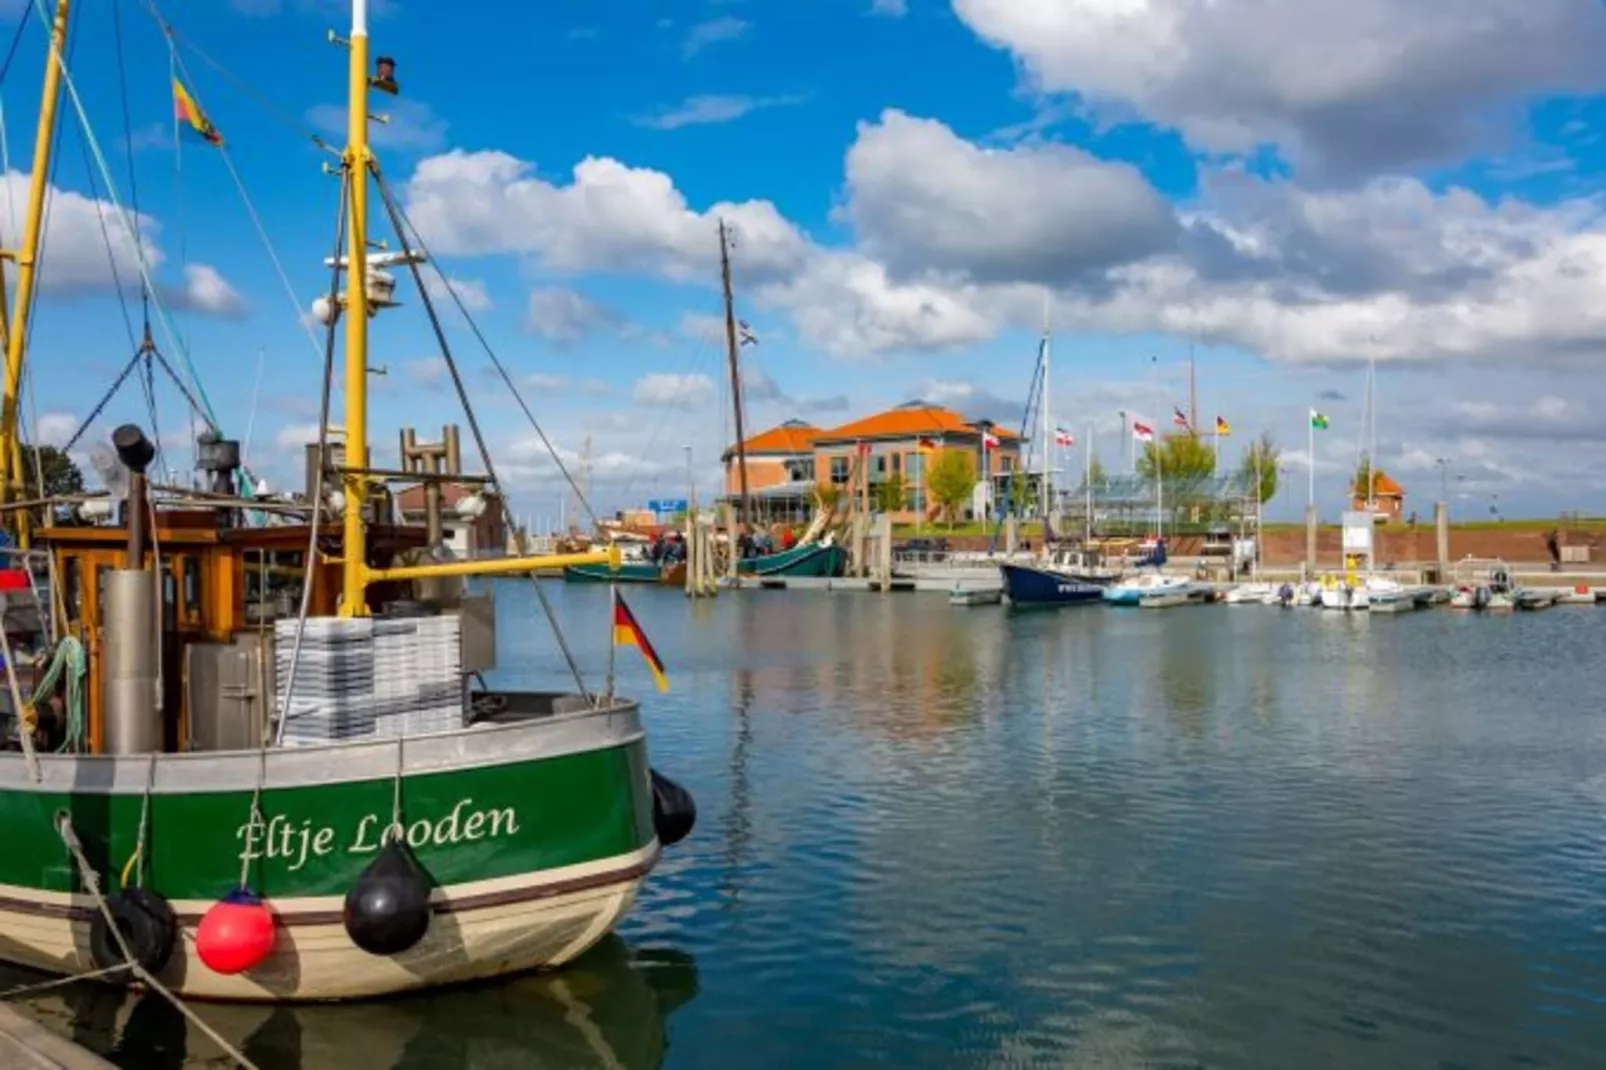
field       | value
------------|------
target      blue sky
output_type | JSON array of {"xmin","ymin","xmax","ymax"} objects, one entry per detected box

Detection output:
[{"xmin": 7, "ymin": 0, "xmax": 1606, "ymax": 523}]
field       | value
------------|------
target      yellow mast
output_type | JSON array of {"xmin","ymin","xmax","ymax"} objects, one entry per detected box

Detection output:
[
  {"xmin": 329, "ymin": 0, "xmax": 618, "ymax": 605},
  {"xmin": 338, "ymin": 0, "xmax": 372, "ymax": 615},
  {"xmin": 0, "ymin": 0, "xmax": 71, "ymax": 548}
]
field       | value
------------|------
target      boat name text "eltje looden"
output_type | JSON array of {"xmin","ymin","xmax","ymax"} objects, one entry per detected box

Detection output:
[{"xmin": 235, "ymin": 798, "xmax": 521, "ymax": 873}]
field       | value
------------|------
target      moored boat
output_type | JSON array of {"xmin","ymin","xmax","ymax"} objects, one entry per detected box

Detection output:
[
  {"xmin": 0, "ymin": 0, "xmax": 694, "ymax": 1004},
  {"xmin": 736, "ymin": 541, "xmax": 847, "ymax": 578},
  {"xmin": 1103, "ymin": 573, "xmax": 1202, "ymax": 608}
]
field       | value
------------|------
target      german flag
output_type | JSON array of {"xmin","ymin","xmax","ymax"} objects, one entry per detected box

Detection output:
[
  {"xmin": 172, "ymin": 78, "xmax": 222, "ymax": 147},
  {"xmin": 612, "ymin": 592, "xmax": 668, "ymax": 692}
]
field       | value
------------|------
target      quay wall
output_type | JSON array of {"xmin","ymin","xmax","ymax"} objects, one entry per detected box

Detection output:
[{"xmin": 908, "ymin": 525, "xmax": 1605, "ymax": 568}]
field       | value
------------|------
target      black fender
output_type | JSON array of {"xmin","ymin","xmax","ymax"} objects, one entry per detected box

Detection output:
[
  {"xmin": 650, "ymin": 769, "xmax": 696, "ymax": 847},
  {"xmin": 89, "ymin": 888, "xmax": 178, "ymax": 976}
]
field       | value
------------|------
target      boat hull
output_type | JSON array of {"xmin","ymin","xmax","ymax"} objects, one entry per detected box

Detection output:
[
  {"xmin": 737, "ymin": 544, "xmax": 847, "ymax": 578},
  {"xmin": 0, "ymin": 697, "xmax": 659, "ymax": 1002},
  {"xmin": 998, "ymin": 564, "xmax": 1108, "ymax": 606},
  {"xmin": 562, "ymin": 562, "xmax": 666, "ymax": 583}
]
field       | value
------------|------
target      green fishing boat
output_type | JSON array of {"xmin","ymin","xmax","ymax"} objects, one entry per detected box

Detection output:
[
  {"xmin": 736, "ymin": 542, "xmax": 848, "ymax": 578},
  {"xmin": 0, "ymin": 0, "xmax": 692, "ymax": 1003}
]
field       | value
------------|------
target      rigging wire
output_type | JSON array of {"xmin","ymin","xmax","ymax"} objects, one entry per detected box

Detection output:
[
  {"xmin": 149, "ymin": 2, "xmax": 327, "ymax": 359},
  {"xmin": 26, "ymin": 0, "xmax": 223, "ymax": 435},
  {"xmin": 110, "ymin": 0, "xmax": 149, "ymax": 328},
  {"xmin": 141, "ymin": 0, "xmax": 335, "ymax": 155},
  {"xmin": 0, "ymin": 2, "xmax": 32, "ymax": 88},
  {"xmin": 376, "ymin": 180, "xmax": 603, "ymax": 531},
  {"xmin": 373, "ymin": 171, "xmax": 592, "ymax": 700}
]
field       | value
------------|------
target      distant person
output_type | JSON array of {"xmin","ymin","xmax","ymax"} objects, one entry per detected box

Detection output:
[{"xmin": 1546, "ymin": 529, "xmax": 1561, "ymax": 572}]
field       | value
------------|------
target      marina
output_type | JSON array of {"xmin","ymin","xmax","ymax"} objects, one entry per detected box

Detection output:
[{"xmin": 5, "ymin": 579, "xmax": 1605, "ymax": 1068}]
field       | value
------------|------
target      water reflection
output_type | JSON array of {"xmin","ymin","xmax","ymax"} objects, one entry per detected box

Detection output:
[{"xmin": 8, "ymin": 937, "xmax": 698, "ymax": 1070}]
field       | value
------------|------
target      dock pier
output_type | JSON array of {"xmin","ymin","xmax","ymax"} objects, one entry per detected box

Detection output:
[{"xmin": 0, "ymin": 1005, "xmax": 113, "ymax": 1069}]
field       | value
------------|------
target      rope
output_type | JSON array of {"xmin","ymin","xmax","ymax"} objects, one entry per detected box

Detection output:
[
  {"xmin": 55, "ymin": 814, "xmax": 262, "ymax": 1070},
  {"xmin": 379, "ymin": 180, "xmax": 600, "ymax": 530},
  {"xmin": 373, "ymin": 172, "xmax": 592, "ymax": 700},
  {"xmin": 268, "ymin": 165, "xmax": 345, "ymax": 747},
  {"xmin": 111, "ymin": 0, "xmax": 149, "ymax": 329},
  {"xmin": 28, "ymin": 0, "xmax": 222, "ymax": 434},
  {"xmin": 1, "ymin": 963, "xmax": 135, "ymax": 999},
  {"xmin": 27, "ymin": 634, "xmax": 85, "ymax": 753},
  {"xmin": 119, "ymin": 752, "xmax": 156, "ymax": 890}
]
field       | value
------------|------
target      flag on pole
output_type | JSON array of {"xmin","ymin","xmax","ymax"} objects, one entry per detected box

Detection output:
[
  {"xmin": 1053, "ymin": 426, "xmax": 1075, "ymax": 446},
  {"xmin": 1172, "ymin": 406, "xmax": 1191, "ymax": 431},
  {"xmin": 738, "ymin": 320, "xmax": 758, "ymax": 346},
  {"xmin": 172, "ymin": 78, "xmax": 223, "ymax": 146},
  {"xmin": 981, "ymin": 432, "xmax": 999, "ymax": 449},
  {"xmin": 612, "ymin": 592, "xmax": 668, "ymax": 692},
  {"xmin": 1132, "ymin": 421, "xmax": 1155, "ymax": 442},
  {"xmin": 1309, "ymin": 408, "xmax": 1330, "ymax": 430},
  {"xmin": 1214, "ymin": 416, "xmax": 1232, "ymax": 436}
]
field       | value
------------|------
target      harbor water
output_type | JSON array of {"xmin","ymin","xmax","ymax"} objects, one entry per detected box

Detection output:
[{"xmin": 8, "ymin": 582, "xmax": 1606, "ymax": 1068}]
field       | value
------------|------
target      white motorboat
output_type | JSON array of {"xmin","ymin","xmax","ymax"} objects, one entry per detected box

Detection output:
[
  {"xmin": 1105, "ymin": 573, "xmax": 1205, "ymax": 608},
  {"xmin": 1558, "ymin": 585, "xmax": 1599, "ymax": 605},
  {"xmin": 1225, "ymin": 582, "xmax": 1274, "ymax": 604}
]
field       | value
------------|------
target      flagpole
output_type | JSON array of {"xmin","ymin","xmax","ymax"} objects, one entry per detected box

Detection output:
[
  {"xmin": 1307, "ymin": 413, "xmax": 1315, "ymax": 514},
  {"xmin": 605, "ymin": 583, "xmax": 618, "ymax": 701}
]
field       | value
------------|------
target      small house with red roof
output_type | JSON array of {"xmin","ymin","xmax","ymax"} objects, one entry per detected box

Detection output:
[{"xmin": 1352, "ymin": 471, "xmax": 1406, "ymax": 523}]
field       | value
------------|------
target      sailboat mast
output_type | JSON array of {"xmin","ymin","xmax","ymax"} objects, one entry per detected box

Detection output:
[
  {"xmin": 339, "ymin": 0, "xmax": 373, "ymax": 615},
  {"xmin": 1367, "ymin": 352, "xmax": 1377, "ymax": 510},
  {"xmin": 1040, "ymin": 295, "xmax": 1051, "ymax": 529},
  {"xmin": 720, "ymin": 220, "xmax": 750, "ymax": 531},
  {"xmin": 0, "ymin": 0, "xmax": 71, "ymax": 544}
]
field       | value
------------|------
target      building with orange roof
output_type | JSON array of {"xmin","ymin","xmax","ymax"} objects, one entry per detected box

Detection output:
[
  {"xmin": 1352, "ymin": 471, "xmax": 1406, "ymax": 522},
  {"xmin": 724, "ymin": 401, "xmax": 1023, "ymax": 525},
  {"xmin": 720, "ymin": 419, "xmax": 821, "ymax": 519}
]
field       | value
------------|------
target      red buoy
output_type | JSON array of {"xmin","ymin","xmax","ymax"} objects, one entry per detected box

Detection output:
[{"xmin": 196, "ymin": 887, "xmax": 276, "ymax": 975}]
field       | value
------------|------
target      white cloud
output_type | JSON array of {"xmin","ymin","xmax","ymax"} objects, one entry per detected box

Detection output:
[
  {"xmin": 870, "ymin": 0, "xmax": 908, "ymax": 15},
  {"xmin": 169, "ymin": 264, "xmax": 246, "ymax": 318},
  {"xmin": 951, "ymin": 0, "xmax": 1606, "ymax": 179},
  {"xmin": 422, "ymin": 274, "xmax": 492, "ymax": 311},
  {"xmin": 274, "ymin": 423, "xmax": 321, "ymax": 451},
  {"xmin": 678, "ymin": 311, "xmax": 726, "ymax": 344},
  {"xmin": 634, "ymin": 94, "xmax": 807, "ymax": 131},
  {"xmin": 843, "ymin": 109, "xmax": 1177, "ymax": 282},
  {"xmin": 306, "ymin": 99, "xmax": 449, "ymax": 152},
  {"xmin": 523, "ymin": 287, "xmax": 624, "ymax": 344},
  {"xmin": 404, "ymin": 150, "xmax": 810, "ymax": 284},
  {"xmin": 682, "ymin": 17, "xmax": 749, "ymax": 58},
  {"xmin": 632, "ymin": 372, "xmax": 716, "ymax": 408},
  {"xmin": 32, "ymin": 412, "xmax": 77, "ymax": 448},
  {"xmin": 406, "ymin": 358, "xmax": 446, "ymax": 385}
]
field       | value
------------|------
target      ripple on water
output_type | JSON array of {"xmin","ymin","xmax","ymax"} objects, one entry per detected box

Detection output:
[{"xmin": 13, "ymin": 585, "xmax": 1606, "ymax": 1068}]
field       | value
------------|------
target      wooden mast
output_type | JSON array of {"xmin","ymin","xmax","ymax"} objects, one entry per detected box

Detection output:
[
  {"xmin": 0, "ymin": 0, "xmax": 71, "ymax": 548},
  {"xmin": 719, "ymin": 220, "xmax": 750, "ymax": 531}
]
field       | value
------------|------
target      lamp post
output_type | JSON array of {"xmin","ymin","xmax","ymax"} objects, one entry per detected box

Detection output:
[{"xmin": 683, "ymin": 444, "xmax": 695, "ymax": 513}]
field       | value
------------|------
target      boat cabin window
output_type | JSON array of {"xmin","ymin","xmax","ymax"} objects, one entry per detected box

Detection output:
[
  {"xmin": 180, "ymin": 556, "xmax": 203, "ymax": 627},
  {"xmin": 162, "ymin": 567, "xmax": 177, "ymax": 631},
  {"xmin": 61, "ymin": 555, "xmax": 80, "ymax": 623}
]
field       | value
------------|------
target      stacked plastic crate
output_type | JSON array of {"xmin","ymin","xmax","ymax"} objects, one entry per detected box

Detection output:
[
  {"xmin": 273, "ymin": 617, "xmax": 377, "ymax": 746},
  {"xmin": 274, "ymin": 613, "xmax": 465, "ymax": 745}
]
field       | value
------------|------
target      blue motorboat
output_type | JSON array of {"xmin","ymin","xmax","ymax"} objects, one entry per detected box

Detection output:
[{"xmin": 999, "ymin": 551, "xmax": 1116, "ymax": 607}]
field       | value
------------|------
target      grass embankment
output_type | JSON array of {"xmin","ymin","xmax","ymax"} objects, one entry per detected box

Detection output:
[{"xmin": 894, "ymin": 518, "xmax": 1606, "ymax": 539}]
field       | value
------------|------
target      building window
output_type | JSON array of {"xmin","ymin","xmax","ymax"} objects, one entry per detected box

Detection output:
[
  {"xmin": 870, "ymin": 455, "xmax": 888, "ymax": 483},
  {"xmin": 999, "ymin": 455, "xmax": 1015, "ymax": 473},
  {"xmin": 830, "ymin": 456, "xmax": 850, "ymax": 484},
  {"xmin": 891, "ymin": 453, "xmax": 901, "ymax": 474}
]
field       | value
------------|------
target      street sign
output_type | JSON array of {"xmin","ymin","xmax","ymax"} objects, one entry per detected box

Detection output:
[{"xmin": 647, "ymin": 498, "xmax": 688, "ymax": 519}]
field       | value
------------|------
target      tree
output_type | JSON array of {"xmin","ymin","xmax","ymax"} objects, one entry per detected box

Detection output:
[
  {"xmin": 1137, "ymin": 434, "xmax": 1216, "ymax": 484},
  {"xmin": 1352, "ymin": 453, "xmax": 1390, "ymax": 502},
  {"xmin": 1237, "ymin": 432, "xmax": 1280, "ymax": 504},
  {"xmin": 1086, "ymin": 453, "xmax": 1107, "ymax": 487},
  {"xmin": 925, "ymin": 449, "xmax": 977, "ymax": 526},
  {"xmin": 18, "ymin": 444, "xmax": 82, "ymax": 499},
  {"xmin": 872, "ymin": 473, "xmax": 907, "ymax": 514}
]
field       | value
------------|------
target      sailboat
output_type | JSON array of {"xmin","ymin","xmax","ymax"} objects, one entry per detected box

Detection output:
[
  {"xmin": 0, "ymin": 0, "xmax": 692, "ymax": 1002},
  {"xmin": 997, "ymin": 308, "xmax": 1117, "ymax": 607}
]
